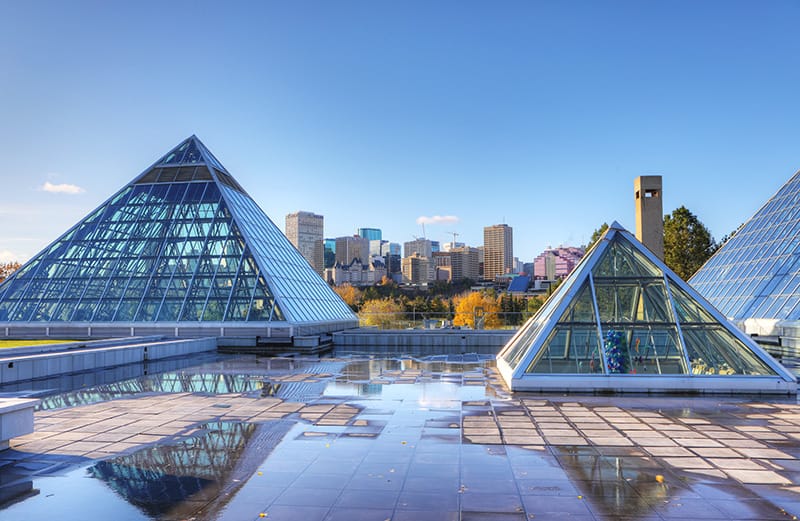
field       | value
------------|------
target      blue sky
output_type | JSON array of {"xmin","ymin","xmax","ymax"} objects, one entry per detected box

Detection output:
[{"xmin": 2, "ymin": 1, "xmax": 800, "ymax": 264}]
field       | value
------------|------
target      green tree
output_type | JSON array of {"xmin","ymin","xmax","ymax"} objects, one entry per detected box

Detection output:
[
  {"xmin": 584, "ymin": 223, "xmax": 609, "ymax": 250},
  {"xmin": 523, "ymin": 294, "xmax": 546, "ymax": 320},
  {"xmin": 663, "ymin": 206, "xmax": 716, "ymax": 280}
]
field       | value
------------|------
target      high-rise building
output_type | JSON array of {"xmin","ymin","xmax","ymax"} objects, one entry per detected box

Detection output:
[
  {"xmin": 335, "ymin": 235, "xmax": 369, "ymax": 265},
  {"xmin": 634, "ymin": 176, "xmax": 664, "ymax": 260},
  {"xmin": 404, "ymin": 238, "xmax": 433, "ymax": 259},
  {"xmin": 443, "ymin": 242, "xmax": 465, "ymax": 252},
  {"xmin": 401, "ymin": 253, "xmax": 433, "ymax": 285},
  {"xmin": 285, "ymin": 211, "xmax": 324, "ymax": 275},
  {"xmin": 483, "ymin": 224, "xmax": 513, "ymax": 281},
  {"xmin": 450, "ymin": 246, "xmax": 480, "ymax": 282},
  {"xmin": 433, "ymin": 252, "xmax": 452, "ymax": 281},
  {"xmin": 323, "ymin": 238, "xmax": 336, "ymax": 269},
  {"xmin": 0, "ymin": 135, "xmax": 357, "ymax": 340},
  {"xmin": 358, "ymin": 228, "xmax": 382, "ymax": 241},
  {"xmin": 387, "ymin": 243, "xmax": 401, "ymax": 274}
]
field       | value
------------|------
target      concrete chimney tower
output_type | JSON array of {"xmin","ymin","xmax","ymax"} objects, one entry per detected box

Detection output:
[{"xmin": 634, "ymin": 176, "xmax": 664, "ymax": 260}]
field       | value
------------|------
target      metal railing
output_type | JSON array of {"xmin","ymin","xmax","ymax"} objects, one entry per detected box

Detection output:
[{"xmin": 356, "ymin": 312, "xmax": 528, "ymax": 330}]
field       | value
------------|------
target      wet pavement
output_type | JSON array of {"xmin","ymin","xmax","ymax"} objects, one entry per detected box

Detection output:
[{"xmin": 1, "ymin": 354, "xmax": 800, "ymax": 520}]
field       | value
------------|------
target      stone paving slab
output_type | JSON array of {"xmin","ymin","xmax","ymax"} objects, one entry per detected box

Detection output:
[{"xmin": 1, "ymin": 358, "xmax": 800, "ymax": 520}]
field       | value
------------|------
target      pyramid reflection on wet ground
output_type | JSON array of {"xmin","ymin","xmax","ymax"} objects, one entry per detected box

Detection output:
[{"xmin": 2, "ymin": 354, "xmax": 800, "ymax": 520}]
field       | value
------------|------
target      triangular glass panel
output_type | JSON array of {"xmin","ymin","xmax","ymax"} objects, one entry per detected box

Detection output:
[
  {"xmin": 692, "ymin": 170, "xmax": 800, "ymax": 322},
  {"xmin": 593, "ymin": 235, "xmax": 661, "ymax": 278},
  {"xmin": 497, "ymin": 223, "xmax": 795, "ymax": 392},
  {"xmin": 0, "ymin": 135, "xmax": 356, "ymax": 334}
]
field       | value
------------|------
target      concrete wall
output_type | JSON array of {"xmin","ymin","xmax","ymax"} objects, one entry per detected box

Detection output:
[
  {"xmin": 333, "ymin": 328, "xmax": 514, "ymax": 356},
  {"xmin": 0, "ymin": 337, "xmax": 217, "ymax": 385}
]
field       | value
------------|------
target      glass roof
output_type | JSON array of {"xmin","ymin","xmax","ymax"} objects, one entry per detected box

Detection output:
[
  {"xmin": 497, "ymin": 223, "xmax": 793, "ymax": 386},
  {"xmin": 0, "ymin": 136, "xmax": 356, "ymax": 326},
  {"xmin": 691, "ymin": 170, "xmax": 800, "ymax": 321}
]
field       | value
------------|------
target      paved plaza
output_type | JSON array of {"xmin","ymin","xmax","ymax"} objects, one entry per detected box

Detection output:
[{"xmin": 1, "ymin": 354, "xmax": 800, "ymax": 520}]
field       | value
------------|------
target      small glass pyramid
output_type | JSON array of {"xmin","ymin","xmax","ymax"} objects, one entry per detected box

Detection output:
[
  {"xmin": 497, "ymin": 222, "xmax": 796, "ymax": 393},
  {"xmin": 0, "ymin": 136, "xmax": 356, "ymax": 337}
]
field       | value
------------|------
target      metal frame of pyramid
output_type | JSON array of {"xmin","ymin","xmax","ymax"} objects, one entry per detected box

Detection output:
[
  {"xmin": 691, "ymin": 168, "xmax": 800, "ymax": 338},
  {"xmin": 0, "ymin": 136, "xmax": 357, "ymax": 340},
  {"xmin": 496, "ymin": 222, "xmax": 796, "ymax": 394}
]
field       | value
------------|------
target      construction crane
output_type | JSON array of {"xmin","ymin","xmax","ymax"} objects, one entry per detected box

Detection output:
[{"xmin": 447, "ymin": 231, "xmax": 460, "ymax": 249}]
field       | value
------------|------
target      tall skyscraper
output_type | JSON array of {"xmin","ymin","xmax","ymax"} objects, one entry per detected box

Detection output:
[
  {"xmin": 323, "ymin": 238, "xmax": 336, "ymax": 269},
  {"xmin": 335, "ymin": 235, "xmax": 370, "ymax": 265},
  {"xmin": 483, "ymin": 224, "xmax": 513, "ymax": 281},
  {"xmin": 358, "ymin": 228, "xmax": 382, "ymax": 241},
  {"xmin": 450, "ymin": 246, "xmax": 480, "ymax": 282},
  {"xmin": 285, "ymin": 211, "xmax": 324, "ymax": 275},
  {"xmin": 404, "ymin": 238, "xmax": 433, "ymax": 259}
]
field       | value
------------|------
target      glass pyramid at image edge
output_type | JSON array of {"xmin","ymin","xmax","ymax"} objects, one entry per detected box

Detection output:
[
  {"xmin": 691, "ymin": 169, "xmax": 800, "ymax": 322},
  {"xmin": 0, "ymin": 136, "xmax": 356, "ymax": 325},
  {"xmin": 497, "ymin": 222, "xmax": 795, "ymax": 384}
]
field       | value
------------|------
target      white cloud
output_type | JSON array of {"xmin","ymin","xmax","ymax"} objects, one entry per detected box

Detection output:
[
  {"xmin": 0, "ymin": 250, "xmax": 20, "ymax": 263},
  {"xmin": 416, "ymin": 215, "xmax": 459, "ymax": 225},
  {"xmin": 41, "ymin": 181, "xmax": 85, "ymax": 194}
]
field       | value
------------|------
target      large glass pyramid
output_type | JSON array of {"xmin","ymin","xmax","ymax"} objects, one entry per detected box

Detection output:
[
  {"xmin": 0, "ymin": 136, "xmax": 357, "ymax": 337},
  {"xmin": 497, "ymin": 222, "xmax": 796, "ymax": 393},
  {"xmin": 691, "ymin": 169, "xmax": 800, "ymax": 324}
]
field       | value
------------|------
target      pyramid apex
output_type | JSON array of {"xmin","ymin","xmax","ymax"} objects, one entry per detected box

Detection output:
[{"xmin": 609, "ymin": 220, "xmax": 626, "ymax": 231}]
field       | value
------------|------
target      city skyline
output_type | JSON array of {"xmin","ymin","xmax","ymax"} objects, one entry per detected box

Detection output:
[{"xmin": 2, "ymin": 2, "xmax": 800, "ymax": 264}]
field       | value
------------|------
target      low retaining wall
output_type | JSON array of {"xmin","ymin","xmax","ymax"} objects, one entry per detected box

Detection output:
[
  {"xmin": 333, "ymin": 328, "xmax": 515, "ymax": 355},
  {"xmin": 0, "ymin": 337, "xmax": 217, "ymax": 385}
]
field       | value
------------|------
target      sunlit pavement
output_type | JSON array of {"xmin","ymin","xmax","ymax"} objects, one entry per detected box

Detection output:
[{"xmin": 1, "ymin": 354, "xmax": 800, "ymax": 520}]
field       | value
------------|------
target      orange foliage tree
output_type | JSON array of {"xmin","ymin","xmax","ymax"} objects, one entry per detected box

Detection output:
[
  {"xmin": 359, "ymin": 298, "xmax": 404, "ymax": 329},
  {"xmin": 333, "ymin": 284, "xmax": 363, "ymax": 311},
  {"xmin": 0, "ymin": 261, "xmax": 21, "ymax": 283},
  {"xmin": 453, "ymin": 291, "xmax": 501, "ymax": 329}
]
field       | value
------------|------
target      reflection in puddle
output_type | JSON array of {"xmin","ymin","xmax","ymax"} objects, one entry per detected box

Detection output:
[
  {"xmin": 88, "ymin": 420, "xmax": 293, "ymax": 520},
  {"xmin": 554, "ymin": 447, "xmax": 669, "ymax": 518}
]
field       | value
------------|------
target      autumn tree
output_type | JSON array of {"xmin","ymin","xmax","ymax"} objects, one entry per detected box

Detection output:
[
  {"xmin": 333, "ymin": 284, "xmax": 363, "ymax": 311},
  {"xmin": 359, "ymin": 298, "xmax": 404, "ymax": 329},
  {"xmin": 453, "ymin": 291, "xmax": 501, "ymax": 329},
  {"xmin": 663, "ymin": 206, "xmax": 717, "ymax": 280},
  {"xmin": 0, "ymin": 262, "xmax": 21, "ymax": 283}
]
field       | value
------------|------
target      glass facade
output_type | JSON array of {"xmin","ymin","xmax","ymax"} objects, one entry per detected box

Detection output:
[
  {"xmin": 357, "ymin": 228, "xmax": 382, "ymax": 241},
  {"xmin": 691, "ymin": 170, "xmax": 800, "ymax": 321},
  {"xmin": 498, "ymin": 223, "xmax": 787, "ymax": 384},
  {"xmin": 0, "ymin": 136, "xmax": 355, "ymax": 326}
]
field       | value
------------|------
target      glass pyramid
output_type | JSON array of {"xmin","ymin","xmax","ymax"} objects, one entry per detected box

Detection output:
[
  {"xmin": 0, "ymin": 136, "xmax": 356, "ymax": 335},
  {"xmin": 496, "ymin": 222, "xmax": 796, "ymax": 393},
  {"xmin": 691, "ymin": 169, "xmax": 800, "ymax": 323}
]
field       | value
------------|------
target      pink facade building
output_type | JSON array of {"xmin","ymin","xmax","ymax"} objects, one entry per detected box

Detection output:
[{"xmin": 533, "ymin": 246, "xmax": 584, "ymax": 280}]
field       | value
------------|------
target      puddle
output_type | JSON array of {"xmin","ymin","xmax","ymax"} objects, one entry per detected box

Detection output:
[
  {"xmin": 87, "ymin": 421, "xmax": 288, "ymax": 519},
  {"xmin": 2, "ymin": 353, "xmax": 799, "ymax": 520}
]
